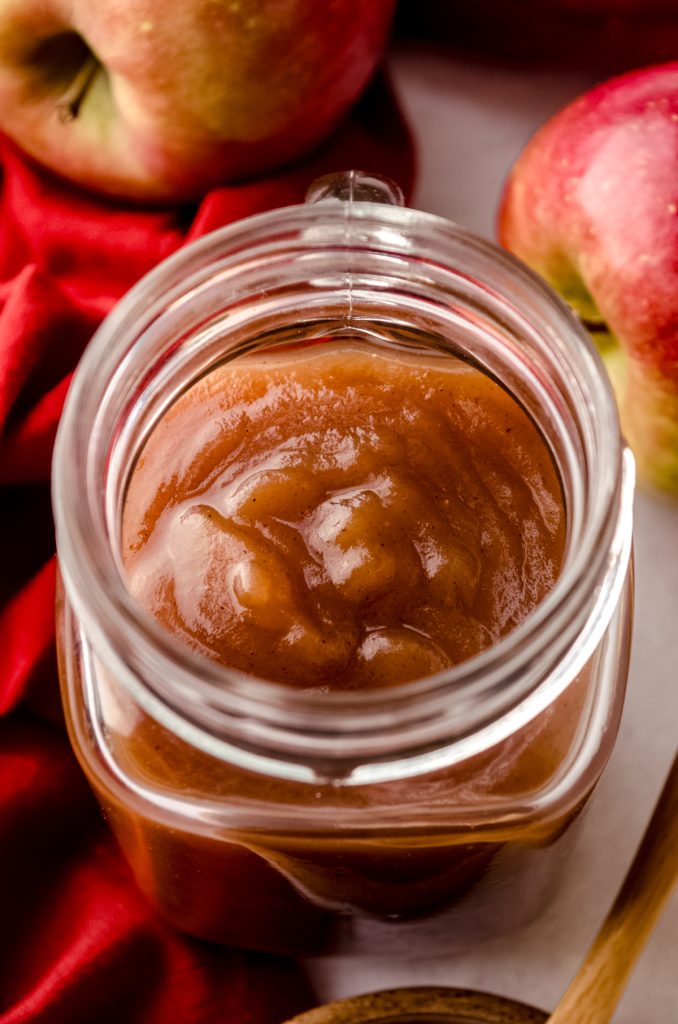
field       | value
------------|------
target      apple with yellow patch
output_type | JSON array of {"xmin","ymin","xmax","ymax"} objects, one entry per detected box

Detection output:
[
  {"xmin": 500, "ymin": 63, "xmax": 678, "ymax": 492},
  {"xmin": 0, "ymin": 0, "xmax": 395, "ymax": 200}
]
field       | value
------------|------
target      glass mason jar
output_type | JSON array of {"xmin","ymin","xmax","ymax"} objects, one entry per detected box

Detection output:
[{"xmin": 52, "ymin": 172, "xmax": 634, "ymax": 957}]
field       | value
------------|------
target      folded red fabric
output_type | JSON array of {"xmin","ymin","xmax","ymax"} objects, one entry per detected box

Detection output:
[
  {"xmin": 0, "ymin": 74, "xmax": 415, "ymax": 1023},
  {"xmin": 0, "ymin": 714, "xmax": 315, "ymax": 1024}
]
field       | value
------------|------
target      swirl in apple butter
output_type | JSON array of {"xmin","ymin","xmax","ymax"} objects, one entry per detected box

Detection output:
[{"xmin": 122, "ymin": 340, "xmax": 566, "ymax": 689}]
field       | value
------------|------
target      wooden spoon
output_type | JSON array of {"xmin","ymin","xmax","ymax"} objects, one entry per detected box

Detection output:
[
  {"xmin": 284, "ymin": 749, "xmax": 678, "ymax": 1024},
  {"xmin": 547, "ymin": 747, "xmax": 678, "ymax": 1024}
]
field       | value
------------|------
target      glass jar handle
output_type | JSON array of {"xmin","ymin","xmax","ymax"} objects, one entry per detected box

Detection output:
[{"xmin": 305, "ymin": 170, "xmax": 404, "ymax": 207}]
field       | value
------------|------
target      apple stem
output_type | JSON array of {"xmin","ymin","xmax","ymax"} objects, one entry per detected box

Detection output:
[
  {"xmin": 581, "ymin": 317, "xmax": 609, "ymax": 334},
  {"xmin": 57, "ymin": 54, "xmax": 99, "ymax": 123}
]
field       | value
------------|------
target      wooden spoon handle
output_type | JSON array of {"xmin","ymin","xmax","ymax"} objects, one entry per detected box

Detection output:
[{"xmin": 549, "ymin": 749, "xmax": 678, "ymax": 1024}]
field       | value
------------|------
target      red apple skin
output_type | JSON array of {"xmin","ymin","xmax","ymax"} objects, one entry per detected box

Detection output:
[
  {"xmin": 0, "ymin": 0, "xmax": 396, "ymax": 201},
  {"xmin": 499, "ymin": 63, "xmax": 678, "ymax": 492}
]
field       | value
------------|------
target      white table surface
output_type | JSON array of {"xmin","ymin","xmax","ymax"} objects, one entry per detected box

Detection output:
[{"xmin": 305, "ymin": 44, "xmax": 678, "ymax": 1021}]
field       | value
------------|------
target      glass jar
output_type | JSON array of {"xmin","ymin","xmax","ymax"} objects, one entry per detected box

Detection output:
[{"xmin": 52, "ymin": 172, "xmax": 634, "ymax": 957}]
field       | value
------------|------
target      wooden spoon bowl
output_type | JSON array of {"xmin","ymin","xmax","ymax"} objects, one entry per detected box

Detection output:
[{"xmin": 284, "ymin": 986, "xmax": 547, "ymax": 1024}]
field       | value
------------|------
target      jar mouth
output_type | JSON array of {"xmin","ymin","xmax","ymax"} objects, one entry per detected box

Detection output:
[{"xmin": 52, "ymin": 201, "xmax": 633, "ymax": 775}]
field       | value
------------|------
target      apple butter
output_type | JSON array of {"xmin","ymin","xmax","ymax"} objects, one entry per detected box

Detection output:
[
  {"xmin": 122, "ymin": 340, "xmax": 566, "ymax": 688},
  {"xmin": 70, "ymin": 337, "xmax": 599, "ymax": 954}
]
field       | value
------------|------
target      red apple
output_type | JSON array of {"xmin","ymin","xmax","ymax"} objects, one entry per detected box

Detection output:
[
  {"xmin": 0, "ymin": 0, "xmax": 396, "ymax": 201},
  {"xmin": 499, "ymin": 63, "xmax": 678, "ymax": 492},
  {"xmin": 397, "ymin": 0, "xmax": 678, "ymax": 72}
]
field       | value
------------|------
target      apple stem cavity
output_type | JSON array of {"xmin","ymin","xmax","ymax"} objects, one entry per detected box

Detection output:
[
  {"xmin": 56, "ymin": 53, "xmax": 99, "ymax": 123},
  {"xmin": 581, "ymin": 318, "xmax": 609, "ymax": 335}
]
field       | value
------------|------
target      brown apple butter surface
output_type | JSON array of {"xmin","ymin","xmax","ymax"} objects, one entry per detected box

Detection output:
[{"xmin": 122, "ymin": 340, "xmax": 566, "ymax": 687}]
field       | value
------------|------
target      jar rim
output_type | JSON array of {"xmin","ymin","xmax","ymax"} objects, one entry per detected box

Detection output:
[{"xmin": 52, "ymin": 199, "xmax": 633, "ymax": 775}]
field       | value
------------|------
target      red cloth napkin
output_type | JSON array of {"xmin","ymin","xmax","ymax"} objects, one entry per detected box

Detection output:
[
  {"xmin": 0, "ymin": 74, "xmax": 415, "ymax": 1024},
  {"xmin": 0, "ymin": 714, "xmax": 314, "ymax": 1024}
]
